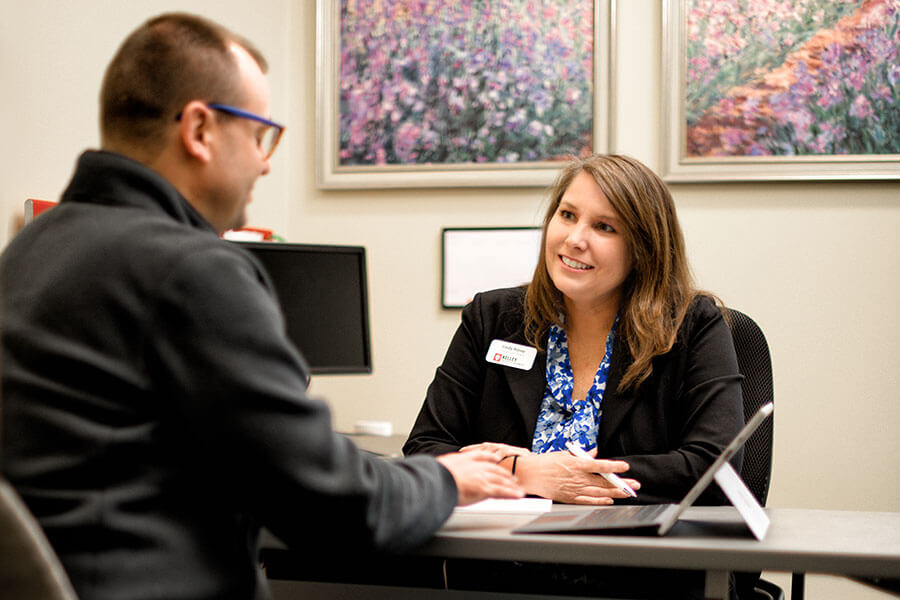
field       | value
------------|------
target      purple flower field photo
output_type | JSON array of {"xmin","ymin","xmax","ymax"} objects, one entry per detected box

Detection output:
[
  {"xmin": 684, "ymin": 0, "xmax": 900, "ymax": 158},
  {"xmin": 338, "ymin": 0, "xmax": 595, "ymax": 167}
]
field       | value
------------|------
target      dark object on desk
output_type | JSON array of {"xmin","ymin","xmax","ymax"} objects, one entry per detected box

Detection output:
[
  {"xmin": 236, "ymin": 241, "xmax": 372, "ymax": 375},
  {"xmin": 24, "ymin": 198, "xmax": 58, "ymax": 225},
  {"xmin": 0, "ymin": 478, "xmax": 77, "ymax": 600}
]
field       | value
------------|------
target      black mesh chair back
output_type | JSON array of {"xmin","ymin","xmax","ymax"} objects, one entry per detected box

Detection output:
[
  {"xmin": 726, "ymin": 308, "xmax": 783, "ymax": 600},
  {"xmin": 726, "ymin": 308, "xmax": 775, "ymax": 506}
]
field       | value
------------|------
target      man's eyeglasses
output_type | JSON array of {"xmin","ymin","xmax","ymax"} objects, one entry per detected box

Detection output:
[{"xmin": 176, "ymin": 103, "xmax": 285, "ymax": 160}]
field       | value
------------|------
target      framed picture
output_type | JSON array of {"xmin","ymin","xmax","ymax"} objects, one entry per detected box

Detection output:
[
  {"xmin": 441, "ymin": 227, "xmax": 541, "ymax": 308},
  {"xmin": 316, "ymin": 0, "xmax": 614, "ymax": 189},
  {"xmin": 661, "ymin": 0, "xmax": 900, "ymax": 182}
]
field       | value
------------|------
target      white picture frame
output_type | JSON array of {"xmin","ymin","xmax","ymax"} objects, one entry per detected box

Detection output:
[
  {"xmin": 661, "ymin": 0, "xmax": 900, "ymax": 182},
  {"xmin": 316, "ymin": 0, "xmax": 615, "ymax": 189},
  {"xmin": 441, "ymin": 227, "xmax": 542, "ymax": 308}
]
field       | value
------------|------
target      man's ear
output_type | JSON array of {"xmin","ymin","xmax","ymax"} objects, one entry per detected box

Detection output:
[{"xmin": 177, "ymin": 101, "xmax": 214, "ymax": 163}]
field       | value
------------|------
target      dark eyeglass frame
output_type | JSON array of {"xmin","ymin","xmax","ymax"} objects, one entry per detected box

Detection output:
[{"xmin": 175, "ymin": 103, "xmax": 285, "ymax": 159}]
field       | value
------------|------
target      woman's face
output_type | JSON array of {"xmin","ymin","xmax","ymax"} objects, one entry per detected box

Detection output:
[{"xmin": 544, "ymin": 170, "xmax": 633, "ymax": 314}]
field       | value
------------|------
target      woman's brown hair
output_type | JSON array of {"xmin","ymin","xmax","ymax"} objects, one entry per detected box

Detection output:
[{"xmin": 524, "ymin": 154, "xmax": 701, "ymax": 391}]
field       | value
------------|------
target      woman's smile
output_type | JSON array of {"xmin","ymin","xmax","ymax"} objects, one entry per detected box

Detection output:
[{"xmin": 560, "ymin": 255, "xmax": 593, "ymax": 270}]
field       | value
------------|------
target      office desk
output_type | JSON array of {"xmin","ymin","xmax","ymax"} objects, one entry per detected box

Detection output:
[
  {"xmin": 262, "ymin": 505, "xmax": 900, "ymax": 600},
  {"xmin": 338, "ymin": 433, "xmax": 406, "ymax": 458}
]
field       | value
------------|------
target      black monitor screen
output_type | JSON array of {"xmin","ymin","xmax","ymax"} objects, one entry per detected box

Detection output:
[{"xmin": 236, "ymin": 242, "xmax": 372, "ymax": 375}]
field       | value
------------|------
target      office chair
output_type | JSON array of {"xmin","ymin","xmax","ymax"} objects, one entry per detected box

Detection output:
[
  {"xmin": 726, "ymin": 308, "xmax": 790, "ymax": 600},
  {"xmin": 727, "ymin": 309, "xmax": 774, "ymax": 509},
  {"xmin": 0, "ymin": 478, "xmax": 78, "ymax": 599}
]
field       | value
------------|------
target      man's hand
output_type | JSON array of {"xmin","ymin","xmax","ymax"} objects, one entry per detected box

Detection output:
[{"xmin": 436, "ymin": 449, "xmax": 525, "ymax": 506}]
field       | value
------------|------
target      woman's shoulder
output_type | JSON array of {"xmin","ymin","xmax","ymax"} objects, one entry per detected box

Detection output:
[
  {"xmin": 678, "ymin": 293, "xmax": 729, "ymax": 339},
  {"xmin": 464, "ymin": 286, "xmax": 528, "ymax": 333},
  {"xmin": 471, "ymin": 286, "xmax": 526, "ymax": 308},
  {"xmin": 688, "ymin": 293, "xmax": 722, "ymax": 317}
]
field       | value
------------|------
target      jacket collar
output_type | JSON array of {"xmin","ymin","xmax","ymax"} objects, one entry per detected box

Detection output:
[
  {"xmin": 504, "ymin": 347, "xmax": 546, "ymax": 441},
  {"xmin": 597, "ymin": 333, "xmax": 637, "ymax": 449},
  {"xmin": 61, "ymin": 150, "xmax": 215, "ymax": 233}
]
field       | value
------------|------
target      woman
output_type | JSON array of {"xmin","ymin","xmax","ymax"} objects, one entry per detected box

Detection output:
[{"xmin": 404, "ymin": 154, "xmax": 744, "ymax": 508}]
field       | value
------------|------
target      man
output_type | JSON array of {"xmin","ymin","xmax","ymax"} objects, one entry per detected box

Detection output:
[{"xmin": 0, "ymin": 13, "xmax": 522, "ymax": 600}]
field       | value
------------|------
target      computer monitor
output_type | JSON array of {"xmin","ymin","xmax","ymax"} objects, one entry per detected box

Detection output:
[{"xmin": 236, "ymin": 241, "xmax": 372, "ymax": 375}]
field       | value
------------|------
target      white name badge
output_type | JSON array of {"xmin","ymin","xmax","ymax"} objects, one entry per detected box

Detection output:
[{"xmin": 485, "ymin": 339, "xmax": 537, "ymax": 371}]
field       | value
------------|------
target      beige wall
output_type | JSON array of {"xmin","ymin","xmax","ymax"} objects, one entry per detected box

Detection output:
[{"xmin": 3, "ymin": 2, "xmax": 899, "ymax": 597}]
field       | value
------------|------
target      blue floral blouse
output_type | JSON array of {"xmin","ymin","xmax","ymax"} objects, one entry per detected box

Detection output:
[{"xmin": 531, "ymin": 317, "xmax": 618, "ymax": 454}]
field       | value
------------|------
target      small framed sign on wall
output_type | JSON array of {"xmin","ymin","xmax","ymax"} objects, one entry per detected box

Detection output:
[{"xmin": 441, "ymin": 227, "xmax": 542, "ymax": 309}]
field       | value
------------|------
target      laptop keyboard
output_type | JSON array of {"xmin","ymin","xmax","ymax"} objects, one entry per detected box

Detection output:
[{"xmin": 579, "ymin": 504, "xmax": 671, "ymax": 527}]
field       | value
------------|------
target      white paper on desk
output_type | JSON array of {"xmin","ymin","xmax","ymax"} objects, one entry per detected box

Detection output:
[
  {"xmin": 455, "ymin": 498, "xmax": 553, "ymax": 515},
  {"xmin": 714, "ymin": 462, "xmax": 770, "ymax": 540}
]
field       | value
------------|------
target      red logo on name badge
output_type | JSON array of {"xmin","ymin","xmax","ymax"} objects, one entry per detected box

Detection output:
[{"xmin": 493, "ymin": 353, "xmax": 503, "ymax": 362}]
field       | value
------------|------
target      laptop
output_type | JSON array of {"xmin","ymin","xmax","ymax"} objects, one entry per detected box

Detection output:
[{"xmin": 512, "ymin": 402, "xmax": 774, "ymax": 538}]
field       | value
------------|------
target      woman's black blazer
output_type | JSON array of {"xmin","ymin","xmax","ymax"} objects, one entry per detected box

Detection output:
[{"xmin": 404, "ymin": 287, "xmax": 744, "ymax": 505}]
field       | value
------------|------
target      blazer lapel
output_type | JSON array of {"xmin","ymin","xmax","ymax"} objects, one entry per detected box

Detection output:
[
  {"xmin": 497, "ymin": 329, "xmax": 546, "ymax": 441},
  {"xmin": 597, "ymin": 336, "xmax": 638, "ymax": 449},
  {"xmin": 504, "ymin": 358, "xmax": 546, "ymax": 440}
]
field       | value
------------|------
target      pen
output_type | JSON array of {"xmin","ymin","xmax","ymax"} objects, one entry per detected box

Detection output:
[{"xmin": 565, "ymin": 441, "xmax": 638, "ymax": 498}]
